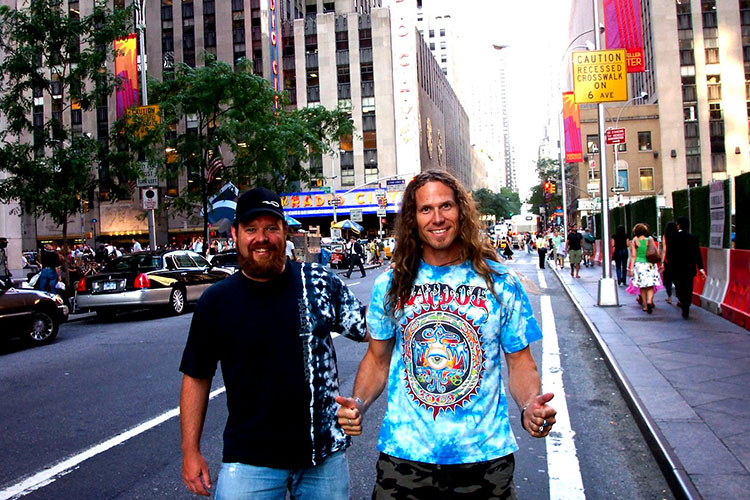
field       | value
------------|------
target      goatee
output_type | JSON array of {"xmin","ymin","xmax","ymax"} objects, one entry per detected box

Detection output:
[{"xmin": 238, "ymin": 244, "xmax": 287, "ymax": 279}]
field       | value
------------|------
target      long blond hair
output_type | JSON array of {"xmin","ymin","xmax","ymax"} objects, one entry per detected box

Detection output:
[{"xmin": 386, "ymin": 170, "xmax": 499, "ymax": 316}]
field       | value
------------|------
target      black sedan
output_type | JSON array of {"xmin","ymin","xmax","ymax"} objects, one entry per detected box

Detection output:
[
  {"xmin": 208, "ymin": 249, "xmax": 239, "ymax": 273},
  {"xmin": 75, "ymin": 250, "xmax": 232, "ymax": 318},
  {"xmin": 0, "ymin": 279, "xmax": 69, "ymax": 346}
]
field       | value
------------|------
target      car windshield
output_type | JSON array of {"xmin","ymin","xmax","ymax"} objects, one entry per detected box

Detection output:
[
  {"xmin": 103, "ymin": 255, "xmax": 162, "ymax": 272},
  {"xmin": 213, "ymin": 253, "xmax": 237, "ymax": 265}
]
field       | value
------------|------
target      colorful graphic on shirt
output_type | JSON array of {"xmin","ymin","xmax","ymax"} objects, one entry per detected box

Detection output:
[{"xmin": 402, "ymin": 284, "xmax": 486, "ymax": 419}]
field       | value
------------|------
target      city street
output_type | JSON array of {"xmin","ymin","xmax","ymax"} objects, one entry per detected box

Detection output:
[{"xmin": 0, "ymin": 252, "xmax": 674, "ymax": 499}]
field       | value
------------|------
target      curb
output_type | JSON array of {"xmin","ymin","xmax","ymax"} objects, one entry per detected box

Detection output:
[{"xmin": 551, "ymin": 267, "xmax": 702, "ymax": 500}]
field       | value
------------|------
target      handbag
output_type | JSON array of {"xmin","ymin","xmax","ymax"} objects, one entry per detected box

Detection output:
[{"xmin": 645, "ymin": 237, "xmax": 661, "ymax": 264}]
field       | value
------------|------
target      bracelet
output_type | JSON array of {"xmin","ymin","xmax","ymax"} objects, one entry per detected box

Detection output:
[
  {"xmin": 520, "ymin": 405, "xmax": 528, "ymax": 431},
  {"xmin": 353, "ymin": 397, "xmax": 364, "ymax": 408}
]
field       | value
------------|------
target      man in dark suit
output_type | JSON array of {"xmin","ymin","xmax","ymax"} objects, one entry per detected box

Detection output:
[
  {"xmin": 344, "ymin": 237, "xmax": 366, "ymax": 279},
  {"xmin": 664, "ymin": 216, "xmax": 706, "ymax": 319}
]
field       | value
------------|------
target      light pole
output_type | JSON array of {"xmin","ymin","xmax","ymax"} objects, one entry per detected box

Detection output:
[
  {"xmin": 591, "ymin": 0, "xmax": 619, "ymax": 306},
  {"xmin": 135, "ymin": 0, "xmax": 156, "ymax": 250},
  {"xmin": 558, "ymin": 38, "xmax": 595, "ymax": 232}
]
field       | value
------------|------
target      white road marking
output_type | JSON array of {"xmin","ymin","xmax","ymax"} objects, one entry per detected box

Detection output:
[
  {"xmin": 0, "ymin": 387, "xmax": 227, "ymax": 500},
  {"xmin": 541, "ymin": 295, "xmax": 586, "ymax": 499},
  {"xmin": 537, "ymin": 270, "xmax": 547, "ymax": 289},
  {"xmin": 348, "ymin": 281, "xmax": 361, "ymax": 286}
]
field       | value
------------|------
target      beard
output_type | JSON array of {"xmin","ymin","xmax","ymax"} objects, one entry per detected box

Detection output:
[{"xmin": 237, "ymin": 240, "xmax": 287, "ymax": 279}]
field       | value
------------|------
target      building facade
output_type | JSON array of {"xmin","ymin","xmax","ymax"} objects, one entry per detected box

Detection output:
[{"xmin": 568, "ymin": 0, "xmax": 750, "ymax": 212}]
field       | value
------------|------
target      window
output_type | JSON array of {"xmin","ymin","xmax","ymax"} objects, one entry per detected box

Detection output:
[
  {"xmin": 440, "ymin": 41, "xmax": 446, "ymax": 50},
  {"xmin": 616, "ymin": 143, "xmax": 627, "ymax": 152},
  {"xmin": 440, "ymin": 28, "xmax": 445, "ymax": 37},
  {"xmin": 429, "ymin": 29, "xmax": 434, "ymax": 38},
  {"xmin": 363, "ymin": 130, "xmax": 377, "ymax": 149},
  {"xmin": 586, "ymin": 134, "xmax": 599, "ymax": 153},
  {"xmin": 340, "ymin": 134, "xmax": 353, "ymax": 151},
  {"xmin": 362, "ymin": 97, "xmax": 375, "ymax": 113},
  {"xmin": 615, "ymin": 168, "xmax": 629, "ymax": 191},
  {"xmin": 430, "ymin": 42, "xmax": 435, "ymax": 50},
  {"xmin": 638, "ymin": 131, "xmax": 652, "ymax": 151},
  {"xmin": 639, "ymin": 168, "xmax": 654, "ymax": 191}
]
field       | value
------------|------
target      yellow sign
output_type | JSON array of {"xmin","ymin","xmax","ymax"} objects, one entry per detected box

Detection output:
[
  {"xmin": 572, "ymin": 49, "xmax": 628, "ymax": 103},
  {"xmin": 126, "ymin": 105, "xmax": 161, "ymax": 138}
]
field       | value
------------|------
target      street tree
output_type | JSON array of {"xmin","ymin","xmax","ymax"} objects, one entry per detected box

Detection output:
[
  {"xmin": 148, "ymin": 54, "xmax": 353, "ymax": 246},
  {"xmin": 472, "ymin": 187, "xmax": 521, "ymax": 221},
  {"xmin": 526, "ymin": 157, "xmax": 567, "ymax": 219},
  {"xmin": 0, "ymin": 1, "xmax": 135, "ymax": 282}
]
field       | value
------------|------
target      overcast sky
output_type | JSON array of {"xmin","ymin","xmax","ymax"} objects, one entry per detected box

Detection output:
[{"xmin": 448, "ymin": 0, "xmax": 573, "ymax": 199}]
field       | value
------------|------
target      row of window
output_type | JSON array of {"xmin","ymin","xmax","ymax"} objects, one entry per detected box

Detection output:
[
  {"xmin": 587, "ymin": 166, "xmax": 655, "ymax": 192},
  {"xmin": 585, "ymin": 132, "xmax": 653, "ymax": 153}
]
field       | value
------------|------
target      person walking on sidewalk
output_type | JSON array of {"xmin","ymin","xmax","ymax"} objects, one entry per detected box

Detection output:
[
  {"xmin": 664, "ymin": 216, "xmax": 705, "ymax": 319},
  {"xmin": 179, "ymin": 187, "xmax": 368, "ymax": 499},
  {"xmin": 659, "ymin": 221, "xmax": 678, "ymax": 305},
  {"xmin": 628, "ymin": 223, "xmax": 661, "ymax": 314},
  {"xmin": 344, "ymin": 237, "xmax": 366, "ymax": 278},
  {"xmin": 38, "ymin": 243, "xmax": 62, "ymax": 296},
  {"xmin": 582, "ymin": 228, "xmax": 596, "ymax": 267},
  {"xmin": 536, "ymin": 232, "xmax": 547, "ymax": 269},
  {"xmin": 611, "ymin": 225, "xmax": 630, "ymax": 286},
  {"xmin": 335, "ymin": 170, "xmax": 556, "ymax": 499},
  {"xmin": 566, "ymin": 226, "xmax": 583, "ymax": 278}
]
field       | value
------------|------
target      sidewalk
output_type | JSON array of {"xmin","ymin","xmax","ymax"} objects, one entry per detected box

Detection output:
[{"xmin": 553, "ymin": 264, "xmax": 750, "ymax": 500}]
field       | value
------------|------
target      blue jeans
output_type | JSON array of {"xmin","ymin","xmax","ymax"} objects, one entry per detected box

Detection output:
[
  {"xmin": 38, "ymin": 267, "xmax": 59, "ymax": 295},
  {"xmin": 215, "ymin": 450, "xmax": 349, "ymax": 500},
  {"xmin": 613, "ymin": 248, "xmax": 629, "ymax": 284}
]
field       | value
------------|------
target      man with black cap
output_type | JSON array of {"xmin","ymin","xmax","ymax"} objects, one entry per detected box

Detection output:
[{"xmin": 179, "ymin": 187, "xmax": 368, "ymax": 499}]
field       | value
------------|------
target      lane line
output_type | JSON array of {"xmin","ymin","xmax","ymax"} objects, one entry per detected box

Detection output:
[
  {"xmin": 537, "ymin": 270, "xmax": 548, "ymax": 289},
  {"xmin": 541, "ymin": 295, "xmax": 586, "ymax": 499},
  {"xmin": 0, "ymin": 387, "xmax": 227, "ymax": 500}
]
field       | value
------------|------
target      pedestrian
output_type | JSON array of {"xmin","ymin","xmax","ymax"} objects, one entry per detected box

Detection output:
[
  {"xmin": 659, "ymin": 221, "xmax": 678, "ymax": 304},
  {"xmin": 555, "ymin": 235, "xmax": 566, "ymax": 269},
  {"xmin": 549, "ymin": 229, "xmax": 560, "ymax": 264},
  {"xmin": 582, "ymin": 228, "xmax": 595, "ymax": 267},
  {"xmin": 526, "ymin": 232, "xmax": 533, "ymax": 254},
  {"xmin": 611, "ymin": 225, "xmax": 630, "ymax": 286},
  {"xmin": 0, "ymin": 237, "xmax": 11, "ymax": 283},
  {"xmin": 663, "ymin": 216, "xmax": 705, "ymax": 319},
  {"xmin": 284, "ymin": 234, "xmax": 296, "ymax": 262},
  {"xmin": 335, "ymin": 170, "xmax": 556, "ymax": 499},
  {"xmin": 566, "ymin": 225, "xmax": 583, "ymax": 278},
  {"xmin": 131, "ymin": 238, "xmax": 142, "ymax": 253},
  {"xmin": 536, "ymin": 232, "xmax": 547, "ymax": 269},
  {"xmin": 502, "ymin": 235, "xmax": 514, "ymax": 260},
  {"xmin": 179, "ymin": 187, "xmax": 368, "ymax": 499},
  {"xmin": 38, "ymin": 242, "xmax": 62, "ymax": 296},
  {"xmin": 627, "ymin": 223, "xmax": 661, "ymax": 314},
  {"xmin": 344, "ymin": 236, "xmax": 366, "ymax": 278}
]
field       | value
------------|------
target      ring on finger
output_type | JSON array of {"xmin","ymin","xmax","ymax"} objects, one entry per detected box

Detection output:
[{"xmin": 347, "ymin": 418, "xmax": 352, "ymax": 425}]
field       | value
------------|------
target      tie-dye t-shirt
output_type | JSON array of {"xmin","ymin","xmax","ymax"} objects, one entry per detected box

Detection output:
[{"xmin": 367, "ymin": 259, "xmax": 542, "ymax": 465}]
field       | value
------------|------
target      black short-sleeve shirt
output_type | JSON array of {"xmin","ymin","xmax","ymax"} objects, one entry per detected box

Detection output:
[
  {"xmin": 567, "ymin": 232, "xmax": 583, "ymax": 251},
  {"xmin": 180, "ymin": 261, "xmax": 366, "ymax": 469}
]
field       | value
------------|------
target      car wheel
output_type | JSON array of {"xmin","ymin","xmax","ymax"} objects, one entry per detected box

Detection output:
[
  {"xmin": 27, "ymin": 310, "xmax": 58, "ymax": 345},
  {"xmin": 169, "ymin": 288, "xmax": 186, "ymax": 315}
]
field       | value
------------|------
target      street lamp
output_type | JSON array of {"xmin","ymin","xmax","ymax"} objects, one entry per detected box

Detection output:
[{"xmin": 558, "ymin": 40, "xmax": 595, "ymax": 233}]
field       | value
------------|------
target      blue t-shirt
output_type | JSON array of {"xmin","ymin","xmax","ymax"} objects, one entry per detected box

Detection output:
[{"xmin": 367, "ymin": 259, "xmax": 542, "ymax": 465}]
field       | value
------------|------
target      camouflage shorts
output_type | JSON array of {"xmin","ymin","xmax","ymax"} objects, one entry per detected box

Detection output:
[{"xmin": 372, "ymin": 453, "xmax": 518, "ymax": 500}]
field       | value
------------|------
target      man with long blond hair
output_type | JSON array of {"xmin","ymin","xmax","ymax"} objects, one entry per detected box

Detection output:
[{"xmin": 336, "ymin": 170, "xmax": 556, "ymax": 498}]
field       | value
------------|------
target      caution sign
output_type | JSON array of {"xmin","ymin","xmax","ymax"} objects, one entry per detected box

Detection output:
[
  {"xmin": 572, "ymin": 49, "xmax": 628, "ymax": 103},
  {"xmin": 126, "ymin": 105, "xmax": 161, "ymax": 138}
]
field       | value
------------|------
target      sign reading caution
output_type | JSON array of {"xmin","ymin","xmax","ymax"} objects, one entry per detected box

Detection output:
[{"xmin": 572, "ymin": 49, "xmax": 628, "ymax": 103}]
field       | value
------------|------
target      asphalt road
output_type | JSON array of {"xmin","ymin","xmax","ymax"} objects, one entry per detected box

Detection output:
[{"xmin": 0, "ymin": 254, "xmax": 673, "ymax": 499}]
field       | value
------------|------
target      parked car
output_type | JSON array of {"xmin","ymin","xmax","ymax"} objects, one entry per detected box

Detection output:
[
  {"xmin": 75, "ymin": 250, "xmax": 232, "ymax": 318},
  {"xmin": 208, "ymin": 249, "xmax": 239, "ymax": 273},
  {"xmin": 0, "ymin": 279, "xmax": 69, "ymax": 346}
]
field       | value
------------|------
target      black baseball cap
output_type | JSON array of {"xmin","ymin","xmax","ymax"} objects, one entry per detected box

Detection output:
[{"xmin": 234, "ymin": 187, "xmax": 284, "ymax": 223}]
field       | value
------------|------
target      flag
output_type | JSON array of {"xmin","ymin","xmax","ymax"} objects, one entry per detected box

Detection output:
[
  {"xmin": 604, "ymin": 0, "xmax": 645, "ymax": 73},
  {"xmin": 562, "ymin": 92, "xmax": 583, "ymax": 163},
  {"xmin": 207, "ymin": 154, "xmax": 224, "ymax": 183},
  {"xmin": 114, "ymin": 34, "xmax": 140, "ymax": 119}
]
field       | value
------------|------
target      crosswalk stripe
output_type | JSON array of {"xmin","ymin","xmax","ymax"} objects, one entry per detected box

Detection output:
[{"xmin": 541, "ymin": 295, "xmax": 586, "ymax": 499}]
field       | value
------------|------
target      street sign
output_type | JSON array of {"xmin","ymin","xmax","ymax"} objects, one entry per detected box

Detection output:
[
  {"xmin": 136, "ymin": 162, "xmax": 159, "ymax": 187},
  {"xmin": 571, "ymin": 49, "xmax": 628, "ymax": 103},
  {"xmin": 322, "ymin": 186, "xmax": 331, "ymax": 194},
  {"xmin": 611, "ymin": 186, "xmax": 626, "ymax": 193},
  {"xmin": 375, "ymin": 188, "xmax": 386, "ymax": 198},
  {"xmin": 327, "ymin": 196, "xmax": 343, "ymax": 206},
  {"xmin": 91, "ymin": 218, "xmax": 97, "ymax": 224},
  {"xmin": 377, "ymin": 207, "xmax": 387, "ymax": 217},
  {"xmin": 350, "ymin": 208, "xmax": 363, "ymax": 222},
  {"xmin": 142, "ymin": 187, "xmax": 158, "ymax": 210},
  {"xmin": 587, "ymin": 182, "xmax": 600, "ymax": 194},
  {"xmin": 386, "ymin": 179, "xmax": 405, "ymax": 192},
  {"xmin": 606, "ymin": 128, "xmax": 626, "ymax": 145}
]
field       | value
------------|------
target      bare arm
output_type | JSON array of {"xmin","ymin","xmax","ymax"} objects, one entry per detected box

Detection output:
[
  {"xmin": 180, "ymin": 375, "xmax": 213, "ymax": 496},
  {"xmin": 335, "ymin": 336, "xmax": 395, "ymax": 436},
  {"xmin": 628, "ymin": 239, "xmax": 637, "ymax": 274},
  {"xmin": 505, "ymin": 347, "xmax": 556, "ymax": 437}
]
